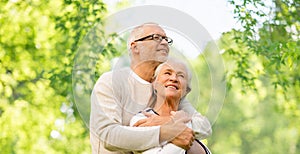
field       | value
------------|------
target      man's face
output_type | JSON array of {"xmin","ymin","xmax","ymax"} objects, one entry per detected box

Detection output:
[{"xmin": 133, "ymin": 25, "xmax": 170, "ymax": 63}]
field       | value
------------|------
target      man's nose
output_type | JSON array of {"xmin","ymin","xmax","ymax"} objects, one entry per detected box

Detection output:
[{"xmin": 160, "ymin": 38, "xmax": 169, "ymax": 45}]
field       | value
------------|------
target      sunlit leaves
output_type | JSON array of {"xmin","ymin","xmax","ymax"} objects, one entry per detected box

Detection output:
[
  {"xmin": 0, "ymin": 0, "xmax": 108, "ymax": 153},
  {"xmin": 227, "ymin": 0, "xmax": 300, "ymax": 93},
  {"xmin": 212, "ymin": 0, "xmax": 300, "ymax": 153}
]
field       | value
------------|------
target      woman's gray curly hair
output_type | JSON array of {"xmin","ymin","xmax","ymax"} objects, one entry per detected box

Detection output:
[{"xmin": 152, "ymin": 57, "xmax": 192, "ymax": 95}]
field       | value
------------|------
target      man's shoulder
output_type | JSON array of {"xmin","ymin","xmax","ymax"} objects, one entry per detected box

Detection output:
[
  {"xmin": 93, "ymin": 67, "xmax": 131, "ymax": 90},
  {"xmin": 94, "ymin": 68, "xmax": 131, "ymax": 87},
  {"xmin": 99, "ymin": 67, "xmax": 131, "ymax": 79}
]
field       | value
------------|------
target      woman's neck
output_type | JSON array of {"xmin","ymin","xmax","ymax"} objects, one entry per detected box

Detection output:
[{"xmin": 153, "ymin": 96, "xmax": 180, "ymax": 116}]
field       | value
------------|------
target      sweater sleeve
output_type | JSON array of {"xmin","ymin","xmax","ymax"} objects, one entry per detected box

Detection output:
[
  {"xmin": 130, "ymin": 111, "xmax": 186, "ymax": 154},
  {"xmin": 179, "ymin": 99, "xmax": 212, "ymax": 140},
  {"xmin": 90, "ymin": 72, "xmax": 160, "ymax": 152}
]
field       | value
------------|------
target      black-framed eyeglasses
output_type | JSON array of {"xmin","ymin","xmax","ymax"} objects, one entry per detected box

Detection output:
[{"xmin": 134, "ymin": 34, "xmax": 173, "ymax": 45}]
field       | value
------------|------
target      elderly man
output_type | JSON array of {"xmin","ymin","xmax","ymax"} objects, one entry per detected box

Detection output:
[{"xmin": 90, "ymin": 23, "xmax": 211, "ymax": 154}]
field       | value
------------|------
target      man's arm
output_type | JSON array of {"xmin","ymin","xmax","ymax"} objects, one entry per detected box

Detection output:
[
  {"xmin": 133, "ymin": 99, "xmax": 212, "ymax": 140},
  {"xmin": 179, "ymin": 99, "xmax": 212, "ymax": 140},
  {"xmin": 90, "ymin": 72, "xmax": 160, "ymax": 152}
]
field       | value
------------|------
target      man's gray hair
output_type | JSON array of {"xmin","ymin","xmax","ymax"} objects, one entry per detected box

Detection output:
[{"xmin": 127, "ymin": 22, "xmax": 160, "ymax": 53}]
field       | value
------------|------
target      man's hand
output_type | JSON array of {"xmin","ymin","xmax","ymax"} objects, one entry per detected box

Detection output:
[
  {"xmin": 170, "ymin": 127, "xmax": 195, "ymax": 150},
  {"xmin": 160, "ymin": 110, "xmax": 195, "ymax": 150},
  {"xmin": 133, "ymin": 111, "xmax": 171, "ymax": 127}
]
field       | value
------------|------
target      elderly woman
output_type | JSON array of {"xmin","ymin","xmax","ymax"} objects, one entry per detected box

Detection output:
[{"xmin": 130, "ymin": 58, "xmax": 211, "ymax": 154}]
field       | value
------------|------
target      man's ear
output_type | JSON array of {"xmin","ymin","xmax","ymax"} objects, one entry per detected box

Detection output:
[{"xmin": 130, "ymin": 42, "xmax": 139, "ymax": 53}]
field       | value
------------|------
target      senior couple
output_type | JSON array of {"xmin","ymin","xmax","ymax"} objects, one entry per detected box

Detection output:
[{"xmin": 90, "ymin": 23, "xmax": 212, "ymax": 154}]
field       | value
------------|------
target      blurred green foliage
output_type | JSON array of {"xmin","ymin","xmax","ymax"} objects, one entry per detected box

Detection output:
[
  {"xmin": 0, "ymin": 0, "xmax": 108, "ymax": 153},
  {"xmin": 0, "ymin": 0, "xmax": 299, "ymax": 153},
  {"xmin": 206, "ymin": 0, "xmax": 300, "ymax": 153}
]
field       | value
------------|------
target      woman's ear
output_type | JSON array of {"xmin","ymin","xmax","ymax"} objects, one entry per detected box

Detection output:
[
  {"xmin": 152, "ymin": 81, "xmax": 156, "ymax": 89},
  {"xmin": 181, "ymin": 87, "xmax": 191, "ymax": 99},
  {"xmin": 186, "ymin": 87, "xmax": 191, "ymax": 94},
  {"xmin": 152, "ymin": 80, "xmax": 158, "ymax": 94}
]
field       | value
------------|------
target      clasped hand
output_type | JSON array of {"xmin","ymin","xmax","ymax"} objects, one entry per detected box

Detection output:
[{"xmin": 134, "ymin": 110, "xmax": 195, "ymax": 150}]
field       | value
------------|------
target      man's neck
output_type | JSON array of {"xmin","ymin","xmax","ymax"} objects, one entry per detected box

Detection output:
[{"xmin": 131, "ymin": 61, "xmax": 161, "ymax": 82}]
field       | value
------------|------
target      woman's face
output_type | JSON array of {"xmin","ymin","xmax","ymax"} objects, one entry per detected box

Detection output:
[{"xmin": 153, "ymin": 61, "xmax": 189, "ymax": 100}]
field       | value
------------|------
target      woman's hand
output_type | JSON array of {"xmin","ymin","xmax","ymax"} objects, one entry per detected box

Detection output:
[{"xmin": 133, "ymin": 111, "xmax": 171, "ymax": 127}]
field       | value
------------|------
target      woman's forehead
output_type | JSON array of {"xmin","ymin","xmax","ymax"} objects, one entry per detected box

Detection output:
[{"xmin": 161, "ymin": 62, "xmax": 187, "ymax": 74}]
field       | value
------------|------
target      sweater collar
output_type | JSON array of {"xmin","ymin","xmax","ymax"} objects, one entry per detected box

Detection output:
[{"xmin": 130, "ymin": 69, "xmax": 150, "ymax": 84}]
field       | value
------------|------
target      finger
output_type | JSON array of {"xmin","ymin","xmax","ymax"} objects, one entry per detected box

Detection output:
[
  {"xmin": 141, "ymin": 111, "xmax": 153, "ymax": 117},
  {"xmin": 176, "ymin": 116, "xmax": 191, "ymax": 124},
  {"xmin": 185, "ymin": 144, "xmax": 191, "ymax": 150},
  {"xmin": 174, "ymin": 110, "xmax": 187, "ymax": 117},
  {"xmin": 138, "ymin": 123, "xmax": 148, "ymax": 127},
  {"xmin": 133, "ymin": 119, "xmax": 147, "ymax": 127},
  {"xmin": 190, "ymin": 141, "xmax": 193, "ymax": 146},
  {"xmin": 171, "ymin": 111, "xmax": 191, "ymax": 123},
  {"xmin": 170, "ymin": 111, "xmax": 176, "ymax": 116},
  {"xmin": 190, "ymin": 136, "xmax": 195, "ymax": 143}
]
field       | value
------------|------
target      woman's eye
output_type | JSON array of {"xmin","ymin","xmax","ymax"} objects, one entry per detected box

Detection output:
[
  {"xmin": 164, "ymin": 72, "xmax": 171, "ymax": 75},
  {"xmin": 178, "ymin": 74, "xmax": 185, "ymax": 78}
]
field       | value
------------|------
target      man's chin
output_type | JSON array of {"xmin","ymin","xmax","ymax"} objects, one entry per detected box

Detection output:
[
  {"xmin": 140, "ymin": 55, "xmax": 168, "ymax": 64},
  {"xmin": 156, "ymin": 55, "xmax": 168, "ymax": 63}
]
